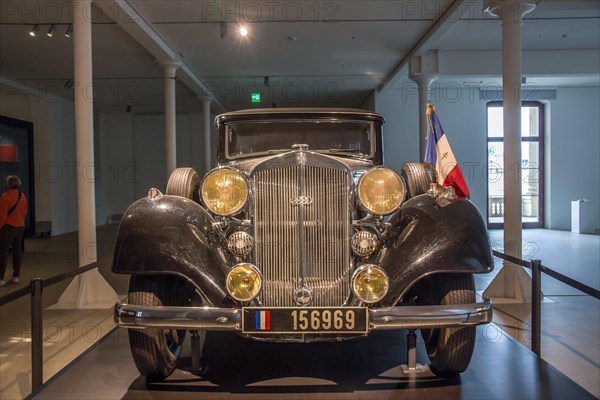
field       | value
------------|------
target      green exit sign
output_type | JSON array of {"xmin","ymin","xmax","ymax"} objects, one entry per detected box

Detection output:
[{"xmin": 251, "ymin": 93, "xmax": 261, "ymax": 103}]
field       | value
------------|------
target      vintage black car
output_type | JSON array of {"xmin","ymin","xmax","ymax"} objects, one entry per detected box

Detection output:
[{"xmin": 112, "ymin": 108, "xmax": 493, "ymax": 380}]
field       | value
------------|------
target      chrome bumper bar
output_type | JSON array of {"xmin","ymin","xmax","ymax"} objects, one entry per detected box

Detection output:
[{"xmin": 115, "ymin": 299, "xmax": 492, "ymax": 331}]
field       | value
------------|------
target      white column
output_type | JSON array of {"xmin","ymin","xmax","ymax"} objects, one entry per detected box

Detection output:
[
  {"xmin": 502, "ymin": 2, "xmax": 524, "ymax": 263},
  {"xmin": 408, "ymin": 50, "xmax": 439, "ymax": 161},
  {"xmin": 73, "ymin": 0, "xmax": 96, "ymax": 266},
  {"xmin": 414, "ymin": 75, "xmax": 438, "ymax": 161},
  {"xmin": 161, "ymin": 60, "xmax": 180, "ymax": 179},
  {"xmin": 483, "ymin": 0, "xmax": 536, "ymax": 304},
  {"xmin": 202, "ymin": 95, "xmax": 214, "ymax": 171},
  {"xmin": 56, "ymin": 0, "xmax": 118, "ymax": 309}
]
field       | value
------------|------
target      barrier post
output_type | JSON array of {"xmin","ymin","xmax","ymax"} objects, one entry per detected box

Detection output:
[
  {"xmin": 531, "ymin": 259, "xmax": 542, "ymax": 356},
  {"xmin": 31, "ymin": 278, "xmax": 44, "ymax": 390}
]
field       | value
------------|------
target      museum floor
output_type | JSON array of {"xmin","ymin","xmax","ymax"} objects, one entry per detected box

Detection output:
[{"xmin": 0, "ymin": 226, "xmax": 598, "ymax": 399}]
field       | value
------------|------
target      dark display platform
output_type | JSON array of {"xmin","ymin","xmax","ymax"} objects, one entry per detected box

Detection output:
[{"xmin": 32, "ymin": 325, "xmax": 595, "ymax": 400}]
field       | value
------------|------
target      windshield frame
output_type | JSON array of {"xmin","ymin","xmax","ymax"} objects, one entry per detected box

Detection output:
[{"xmin": 223, "ymin": 118, "xmax": 376, "ymax": 161}]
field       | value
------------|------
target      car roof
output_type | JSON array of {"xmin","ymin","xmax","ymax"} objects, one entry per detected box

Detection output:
[{"xmin": 215, "ymin": 108, "xmax": 385, "ymax": 126}]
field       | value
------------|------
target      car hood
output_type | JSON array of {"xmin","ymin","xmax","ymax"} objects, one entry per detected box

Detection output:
[{"xmin": 221, "ymin": 149, "xmax": 377, "ymax": 177}]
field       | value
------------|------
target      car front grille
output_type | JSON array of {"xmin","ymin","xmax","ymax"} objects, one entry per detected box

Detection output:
[{"xmin": 253, "ymin": 156, "xmax": 351, "ymax": 307}]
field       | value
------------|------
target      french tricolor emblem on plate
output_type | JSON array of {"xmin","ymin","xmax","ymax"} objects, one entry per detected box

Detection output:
[{"xmin": 255, "ymin": 310, "xmax": 271, "ymax": 330}]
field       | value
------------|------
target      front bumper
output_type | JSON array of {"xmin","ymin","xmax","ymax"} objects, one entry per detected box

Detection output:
[{"xmin": 115, "ymin": 299, "xmax": 492, "ymax": 331}]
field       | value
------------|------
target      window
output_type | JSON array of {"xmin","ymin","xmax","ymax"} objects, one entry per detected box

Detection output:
[{"xmin": 487, "ymin": 101, "xmax": 545, "ymax": 228}]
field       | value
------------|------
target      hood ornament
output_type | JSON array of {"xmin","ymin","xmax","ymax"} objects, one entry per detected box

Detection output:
[{"xmin": 294, "ymin": 286, "xmax": 313, "ymax": 306}]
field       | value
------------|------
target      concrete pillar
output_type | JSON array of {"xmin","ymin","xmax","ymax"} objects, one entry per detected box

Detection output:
[
  {"xmin": 202, "ymin": 95, "xmax": 214, "ymax": 171},
  {"xmin": 160, "ymin": 60, "xmax": 180, "ymax": 179},
  {"xmin": 72, "ymin": 0, "xmax": 96, "ymax": 266},
  {"xmin": 56, "ymin": 0, "xmax": 118, "ymax": 309},
  {"xmin": 483, "ymin": 0, "xmax": 536, "ymax": 304},
  {"xmin": 409, "ymin": 50, "xmax": 439, "ymax": 161},
  {"xmin": 414, "ymin": 76, "xmax": 438, "ymax": 161}
]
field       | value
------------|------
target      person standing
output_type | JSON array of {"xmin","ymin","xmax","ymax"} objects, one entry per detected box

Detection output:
[{"xmin": 0, "ymin": 175, "xmax": 28, "ymax": 286}]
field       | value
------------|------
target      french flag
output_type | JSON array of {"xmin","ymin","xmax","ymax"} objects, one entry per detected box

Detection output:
[
  {"xmin": 424, "ymin": 104, "xmax": 470, "ymax": 199},
  {"xmin": 255, "ymin": 310, "xmax": 270, "ymax": 331}
]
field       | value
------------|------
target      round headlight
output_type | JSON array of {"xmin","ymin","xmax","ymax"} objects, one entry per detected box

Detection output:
[
  {"xmin": 226, "ymin": 263, "xmax": 262, "ymax": 302},
  {"xmin": 352, "ymin": 265, "xmax": 389, "ymax": 304},
  {"xmin": 201, "ymin": 168, "xmax": 248, "ymax": 216},
  {"xmin": 357, "ymin": 167, "xmax": 405, "ymax": 215}
]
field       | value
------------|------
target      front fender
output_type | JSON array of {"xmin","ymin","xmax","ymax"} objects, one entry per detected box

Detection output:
[
  {"xmin": 112, "ymin": 193, "xmax": 235, "ymax": 306},
  {"xmin": 379, "ymin": 195, "xmax": 493, "ymax": 304}
]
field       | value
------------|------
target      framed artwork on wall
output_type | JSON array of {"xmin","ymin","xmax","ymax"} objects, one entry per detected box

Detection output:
[{"xmin": 0, "ymin": 115, "xmax": 35, "ymax": 236}]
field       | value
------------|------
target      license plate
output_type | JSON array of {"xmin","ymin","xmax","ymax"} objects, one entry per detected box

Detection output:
[{"xmin": 242, "ymin": 307, "xmax": 368, "ymax": 334}]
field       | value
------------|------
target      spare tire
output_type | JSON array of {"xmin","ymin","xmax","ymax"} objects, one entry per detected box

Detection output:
[
  {"xmin": 401, "ymin": 162, "xmax": 433, "ymax": 198},
  {"xmin": 166, "ymin": 167, "xmax": 200, "ymax": 203}
]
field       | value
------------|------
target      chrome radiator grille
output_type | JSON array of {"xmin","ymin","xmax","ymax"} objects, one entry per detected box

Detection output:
[{"xmin": 253, "ymin": 163, "xmax": 351, "ymax": 307}]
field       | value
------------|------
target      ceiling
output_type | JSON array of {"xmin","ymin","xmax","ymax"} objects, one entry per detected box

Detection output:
[{"xmin": 0, "ymin": 0, "xmax": 598, "ymax": 113}]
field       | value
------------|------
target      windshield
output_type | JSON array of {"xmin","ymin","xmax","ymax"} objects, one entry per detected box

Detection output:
[{"xmin": 225, "ymin": 120, "xmax": 374, "ymax": 159}]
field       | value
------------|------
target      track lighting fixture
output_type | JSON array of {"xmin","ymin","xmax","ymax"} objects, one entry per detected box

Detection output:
[{"xmin": 27, "ymin": 24, "xmax": 72, "ymax": 38}]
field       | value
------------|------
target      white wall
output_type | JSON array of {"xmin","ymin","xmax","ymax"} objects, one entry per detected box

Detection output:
[
  {"xmin": 546, "ymin": 87, "xmax": 600, "ymax": 231},
  {"xmin": 376, "ymin": 83, "xmax": 600, "ymax": 232},
  {"xmin": 46, "ymin": 98, "xmax": 77, "ymax": 235},
  {"xmin": 96, "ymin": 112, "xmax": 135, "ymax": 225},
  {"xmin": 376, "ymin": 86, "xmax": 420, "ymax": 173},
  {"xmin": 0, "ymin": 87, "xmax": 215, "ymax": 234},
  {"xmin": 95, "ymin": 110, "xmax": 213, "ymax": 219}
]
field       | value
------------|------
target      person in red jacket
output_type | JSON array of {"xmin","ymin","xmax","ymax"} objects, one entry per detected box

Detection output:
[{"xmin": 0, "ymin": 175, "xmax": 28, "ymax": 286}]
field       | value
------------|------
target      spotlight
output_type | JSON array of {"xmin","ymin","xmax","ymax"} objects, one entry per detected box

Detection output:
[
  {"xmin": 240, "ymin": 26, "xmax": 248, "ymax": 37},
  {"xmin": 263, "ymin": 76, "xmax": 269, "ymax": 87},
  {"xmin": 29, "ymin": 25, "xmax": 39, "ymax": 37},
  {"xmin": 65, "ymin": 24, "xmax": 73, "ymax": 38},
  {"xmin": 47, "ymin": 25, "xmax": 56, "ymax": 38}
]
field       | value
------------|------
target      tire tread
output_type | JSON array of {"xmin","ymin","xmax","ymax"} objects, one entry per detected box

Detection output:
[
  {"xmin": 402, "ymin": 163, "xmax": 432, "ymax": 198},
  {"xmin": 423, "ymin": 274, "xmax": 476, "ymax": 374},
  {"xmin": 166, "ymin": 167, "xmax": 200, "ymax": 201},
  {"xmin": 128, "ymin": 277, "xmax": 181, "ymax": 379}
]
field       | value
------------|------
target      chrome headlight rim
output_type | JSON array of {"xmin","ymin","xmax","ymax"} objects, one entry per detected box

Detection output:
[
  {"xmin": 351, "ymin": 264, "xmax": 389, "ymax": 304},
  {"xmin": 201, "ymin": 167, "xmax": 249, "ymax": 217},
  {"xmin": 226, "ymin": 263, "xmax": 262, "ymax": 302},
  {"xmin": 357, "ymin": 166, "xmax": 406, "ymax": 216}
]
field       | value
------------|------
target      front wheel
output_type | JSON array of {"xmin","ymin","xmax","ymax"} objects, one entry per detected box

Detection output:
[
  {"xmin": 127, "ymin": 276, "xmax": 186, "ymax": 380},
  {"xmin": 420, "ymin": 273, "xmax": 476, "ymax": 375}
]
